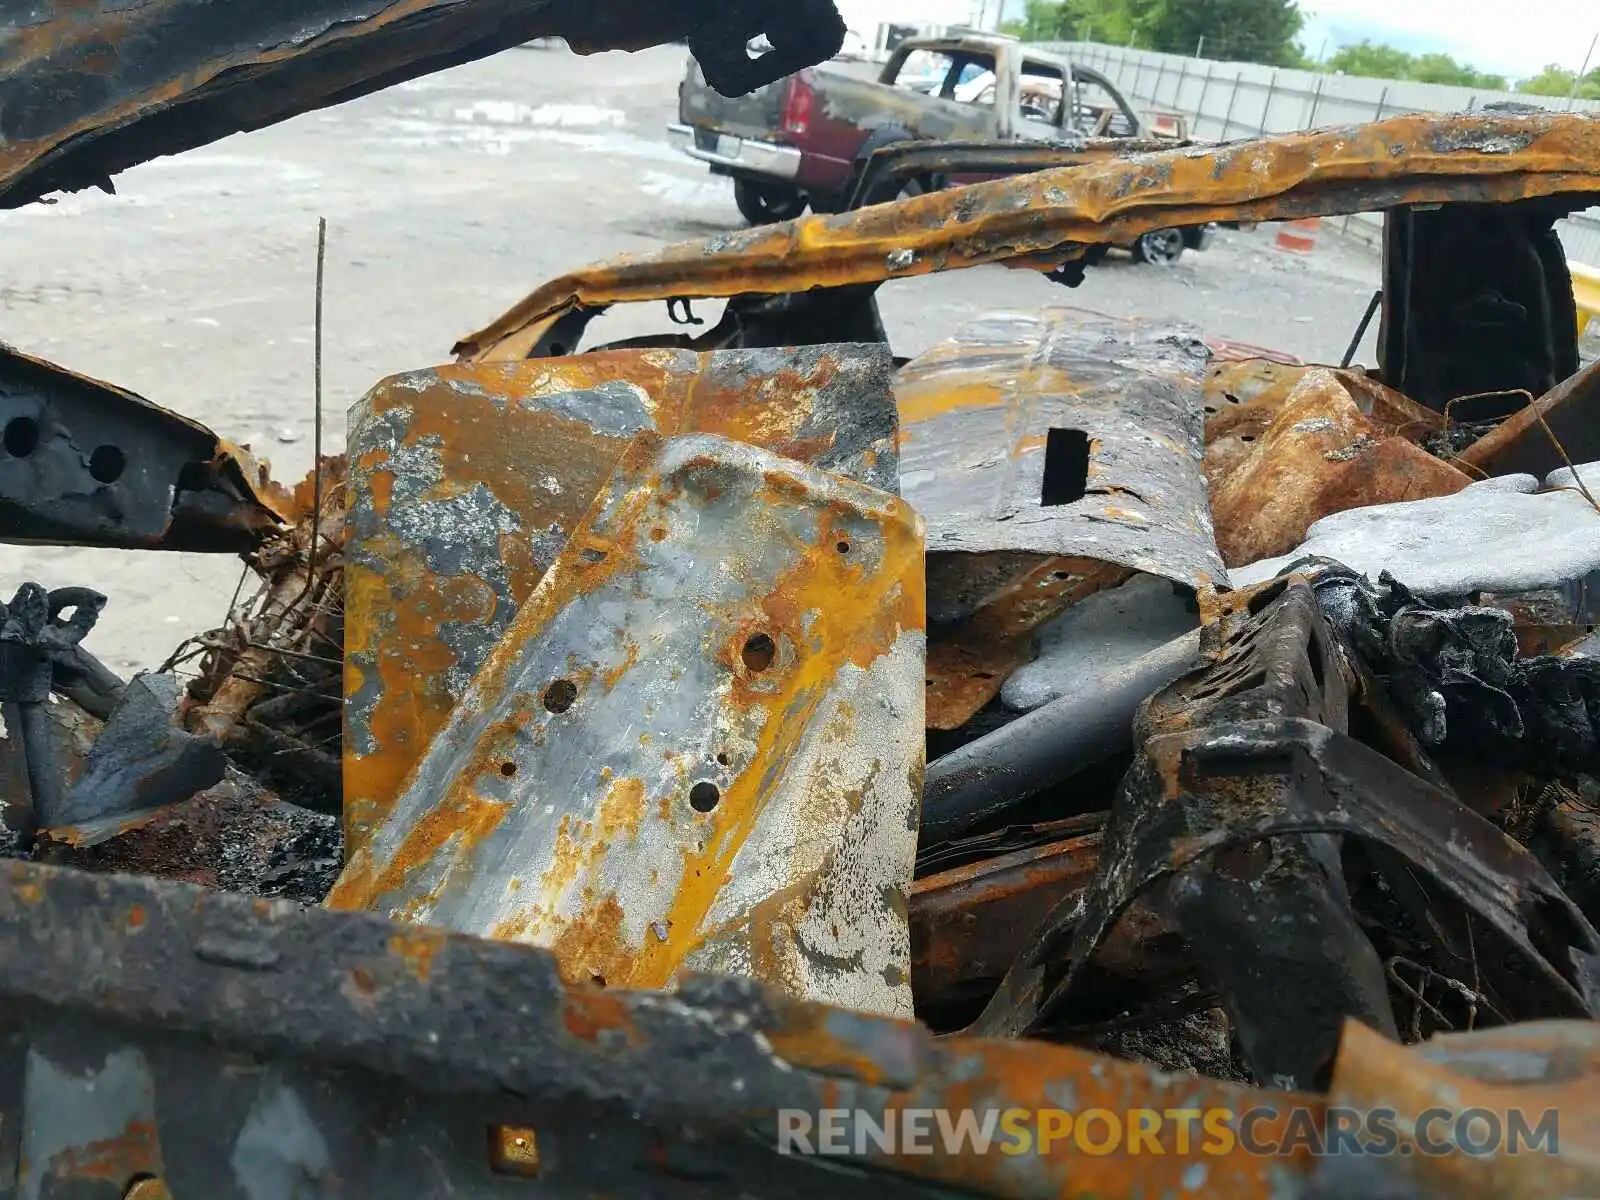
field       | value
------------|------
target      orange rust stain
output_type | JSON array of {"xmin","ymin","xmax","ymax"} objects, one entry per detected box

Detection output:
[
  {"xmin": 561, "ymin": 982, "xmax": 642, "ymax": 1044},
  {"xmin": 14, "ymin": 880, "xmax": 41, "ymax": 904},
  {"xmin": 549, "ymin": 893, "xmax": 638, "ymax": 988},
  {"xmin": 326, "ymin": 788, "xmax": 510, "ymax": 914},
  {"xmin": 388, "ymin": 929, "xmax": 447, "ymax": 982},
  {"xmin": 127, "ymin": 905, "xmax": 147, "ymax": 930},
  {"xmin": 49, "ymin": 1119, "xmax": 162, "ymax": 1185}
]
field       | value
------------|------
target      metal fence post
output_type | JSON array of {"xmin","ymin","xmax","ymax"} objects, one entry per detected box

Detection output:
[
  {"xmin": 1172, "ymin": 57, "xmax": 1189, "ymax": 109},
  {"xmin": 1306, "ymin": 74, "xmax": 1325, "ymax": 130},
  {"xmin": 1374, "ymin": 86, "xmax": 1389, "ymax": 120},
  {"xmin": 1222, "ymin": 69, "xmax": 1244, "ymax": 140},
  {"xmin": 1195, "ymin": 60, "xmax": 1216, "ymax": 133},
  {"xmin": 1149, "ymin": 56, "xmax": 1165, "ymax": 104},
  {"xmin": 1260, "ymin": 71, "xmax": 1279, "ymax": 135}
]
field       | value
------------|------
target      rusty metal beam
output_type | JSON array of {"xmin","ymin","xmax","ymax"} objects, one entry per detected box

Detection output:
[
  {"xmin": 1, "ymin": 857, "xmax": 1596, "ymax": 1197},
  {"xmin": 0, "ymin": 0, "xmax": 844, "ymax": 208},
  {"xmin": 342, "ymin": 346, "xmax": 899, "ymax": 856},
  {"xmin": 457, "ymin": 113, "xmax": 1600, "ymax": 363},
  {"xmin": 332, "ymin": 432, "xmax": 926, "ymax": 1016}
]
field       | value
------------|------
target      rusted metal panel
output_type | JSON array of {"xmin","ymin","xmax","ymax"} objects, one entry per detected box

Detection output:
[
  {"xmin": 1458, "ymin": 357, "xmax": 1600, "ymax": 478},
  {"xmin": 911, "ymin": 824, "xmax": 1102, "ymax": 1025},
  {"xmin": 0, "ymin": 0, "xmax": 842, "ymax": 208},
  {"xmin": 342, "ymin": 346, "xmax": 898, "ymax": 855},
  {"xmin": 332, "ymin": 432, "xmax": 926, "ymax": 1016},
  {"xmin": 1209, "ymin": 367, "xmax": 1471, "ymax": 568},
  {"xmin": 457, "ymin": 113, "xmax": 1600, "ymax": 362},
  {"xmin": 0, "ymin": 347, "xmax": 287, "ymax": 551},
  {"xmin": 895, "ymin": 307, "xmax": 1223, "ymax": 727}
]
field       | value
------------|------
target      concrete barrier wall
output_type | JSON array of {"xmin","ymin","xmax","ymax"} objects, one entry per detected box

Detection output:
[{"xmin": 1045, "ymin": 41, "xmax": 1600, "ymax": 265}]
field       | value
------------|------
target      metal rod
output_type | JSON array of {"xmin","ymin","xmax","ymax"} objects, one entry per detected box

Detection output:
[
  {"xmin": 1342, "ymin": 290, "xmax": 1384, "ymax": 368},
  {"xmin": 921, "ymin": 630, "xmax": 1202, "ymax": 844}
]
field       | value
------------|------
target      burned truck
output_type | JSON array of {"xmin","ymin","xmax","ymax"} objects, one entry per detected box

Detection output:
[{"xmin": 1, "ymin": 0, "xmax": 1599, "ymax": 1196}]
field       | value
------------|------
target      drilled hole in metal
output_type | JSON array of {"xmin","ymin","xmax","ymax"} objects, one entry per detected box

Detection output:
[
  {"xmin": 690, "ymin": 781, "xmax": 721, "ymax": 812},
  {"xmin": 1240, "ymin": 434, "xmax": 1257, "ymax": 444},
  {"xmin": 741, "ymin": 633, "xmax": 776, "ymax": 672},
  {"xmin": 715, "ymin": 751, "xmax": 731, "ymax": 766},
  {"xmin": 542, "ymin": 679, "xmax": 577, "ymax": 713},
  {"xmin": 90, "ymin": 444, "xmax": 126, "ymax": 484},
  {"xmin": 3, "ymin": 416, "xmax": 39, "ymax": 458},
  {"xmin": 836, "ymin": 539, "xmax": 851, "ymax": 554},
  {"xmin": 500, "ymin": 761, "xmax": 517, "ymax": 778}
]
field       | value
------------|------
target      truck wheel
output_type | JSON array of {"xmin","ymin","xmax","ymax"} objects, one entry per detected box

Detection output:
[
  {"xmin": 1132, "ymin": 228, "xmax": 1185, "ymax": 265},
  {"xmin": 734, "ymin": 179, "xmax": 807, "ymax": 225}
]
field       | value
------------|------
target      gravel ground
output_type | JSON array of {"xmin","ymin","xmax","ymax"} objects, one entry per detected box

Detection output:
[{"xmin": 0, "ymin": 42, "xmax": 1384, "ymax": 673}]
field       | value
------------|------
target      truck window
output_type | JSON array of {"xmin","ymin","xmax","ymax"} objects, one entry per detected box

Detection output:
[
  {"xmin": 1019, "ymin": 61, "xmax": 1067, "ymax": 132},
  {"xmin": 891, "ymin": 50, "xmax": 997, "ymax": 104}
]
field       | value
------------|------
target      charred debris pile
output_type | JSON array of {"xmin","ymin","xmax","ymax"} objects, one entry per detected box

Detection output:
[{"xmin": 3, "ymin": 105, "xmax": 1600, "ymax": 1193}]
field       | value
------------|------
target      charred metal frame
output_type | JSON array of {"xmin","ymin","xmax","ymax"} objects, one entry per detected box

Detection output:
[
  {"xmin": 973, "ymin": 578, "xmax": 1600, "ymax": 1085},
  {"xmin": 0, "ymin": 0, "xmax": 844, "ymax": 210}
]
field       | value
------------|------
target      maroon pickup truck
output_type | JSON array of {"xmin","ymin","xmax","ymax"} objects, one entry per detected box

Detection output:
[{"xmin": 669, "ymin": 32, "xmax": 1179, "ymax": 225}]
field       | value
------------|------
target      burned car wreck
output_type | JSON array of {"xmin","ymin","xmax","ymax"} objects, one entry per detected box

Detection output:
[{"xmin": 2, "ymin": 1, "xmax": 1600, "ymax": 1194}]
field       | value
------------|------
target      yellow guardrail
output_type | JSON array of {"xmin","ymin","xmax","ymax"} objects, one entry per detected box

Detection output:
[{"xmin": 1575, "ymin": 260, "xmax": 1600, "ymax": 340}]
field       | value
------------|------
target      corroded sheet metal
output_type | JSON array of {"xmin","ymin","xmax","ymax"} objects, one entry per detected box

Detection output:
[
  {"xmin": 0, "ymin": 346, "xmax": 287, "ymax": 550},
  {"xmin": 897, "ymin": 307, "xmax": 1221, "ymax": 725},
  {"xmin": 331, "ymin": 433, "xmax": 926, "ymax": 1016},
  {"xmin": 343, "ymin": 346, "xmax": 898, "ymax": 854},
  {"xmin": 458, "ymin": 113, "xmax": 1600, "ymax": 362},
  {"xmin": 0, "ymin": 0, "xmax": 833, "ymax": 208},
  {"xmin": 3, "ymin": 856, "xmax": 1598, "ymax": 1198},
  {"xmin": 1209, "ymin": 367, "xmax": 1470, "ymax": 568}
]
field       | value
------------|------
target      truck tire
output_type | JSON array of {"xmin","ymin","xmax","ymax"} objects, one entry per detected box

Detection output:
[
  {"xmin": 734, "ymin": 179, "xmax": 807, "ymax": 225},
  {"xmin": 1131, "ymin": 228, "xmax": 1185, "ymax": 266}
]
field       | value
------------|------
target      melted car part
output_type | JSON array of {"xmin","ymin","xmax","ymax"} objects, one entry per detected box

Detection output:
[{"xmin": 0, "ymin": 347, "xmax": 286, "ymax": 550}]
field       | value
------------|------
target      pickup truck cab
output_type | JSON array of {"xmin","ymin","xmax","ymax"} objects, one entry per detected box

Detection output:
[{"xmin": 669, "ymin": 33, "xmax": 1172, "ymax": 224}]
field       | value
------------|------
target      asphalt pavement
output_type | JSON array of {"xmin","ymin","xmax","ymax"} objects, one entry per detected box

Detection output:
[{"xmin": 0, "ymin": 42, "xmax": 1383, "ymax": 672}]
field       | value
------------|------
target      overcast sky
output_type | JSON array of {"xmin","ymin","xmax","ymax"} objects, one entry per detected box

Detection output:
[{"xmin": 1300, "ymin": 1, "xmax": 1598, "ymax": 77}]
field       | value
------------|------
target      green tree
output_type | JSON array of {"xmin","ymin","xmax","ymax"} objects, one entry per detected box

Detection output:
[
  {"xmin": 1518, "ymin": 63, "xmax": 1600, "ymax": 99},
  {"xmin": 1325, "ymin": 40, "xmax": 1508, "ymax": 88},
  {"xmin": 1141, "ymin": 0, "xmax": 1306, "ymax": 67}
]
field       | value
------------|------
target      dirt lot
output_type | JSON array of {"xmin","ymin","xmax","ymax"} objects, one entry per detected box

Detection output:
[{"xmin": 0, "ymin": 42, "xmax": 1385, "ymax": 674}]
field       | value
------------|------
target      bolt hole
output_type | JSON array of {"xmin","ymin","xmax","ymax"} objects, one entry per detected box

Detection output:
[
  {"xmin": 3, "ymin": 416, "xmax": 39, "ymax": 458},
  {"xmin": 715, "ymin": 751, "xmax": 730, "ymax": 766},
  {"xmin": 89, "ymin": 444, "xmax": 126, "ymax": 484},
  {"xmin": 1240, "ymin": 435, "xmax": 1257, "ymax": 444},
  {"xmin": 542, "ymin": 678, "xmax": 578, "ymax": 713},
  {"xmin": 836, "ymin": 539, "xmax": 851, "ymax": 554},
  {"xmin": 741, "ymin": 632, "xmax": 776, "ymax": 672},
  {"xmin": 590, "ymin": 973, "xmax": 606, "ymax": 987},
  {"xmin": 689, "ymin": 781, "xmax": 721, "ymax": 812},
  {"xmin": 500, "ymin": 761, "xmax": 517, "ymax": 778}
]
